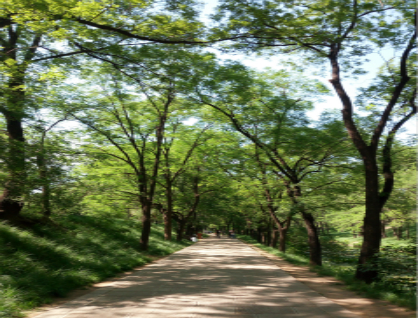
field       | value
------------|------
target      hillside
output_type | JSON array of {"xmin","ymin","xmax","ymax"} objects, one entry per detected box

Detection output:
[{"xmin": 0, "ymin": 216, "xmax": 192, "ymax": 318}]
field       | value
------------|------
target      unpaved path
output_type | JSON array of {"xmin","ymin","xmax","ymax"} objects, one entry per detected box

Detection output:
[
  {"xmin": 242, "ymin": 240, "xmax": 416, "ymax": 318},
  {"xmin": 28, "ymin": 238, "xmax": 414, "ymax": 318}
]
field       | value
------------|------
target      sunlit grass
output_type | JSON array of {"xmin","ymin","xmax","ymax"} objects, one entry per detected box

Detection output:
[
  {"xmin": 237, "ymin": 234, "xmax": 416, "ymax": 311},
  {"xmin": 0, "ymin": 216, "xmax": 192, "ymax": 318}
]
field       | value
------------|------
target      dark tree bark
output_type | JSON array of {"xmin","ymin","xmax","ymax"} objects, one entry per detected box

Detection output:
[
  {"xmin": 301, "ymin": 211, "xmax": 322, "ymax": 266},
  {"xmin": 326, "ymin": 28, "xmax": 416, "ymax": 282},
  {"xmin": 381, "ymin": 220, "xmax": 386, "ymax": 238},
  {"xmin": 0, "ymin": 39, "xmax": 28, "ymax": 222},
  {"xmin": 0, "ymin": 111, "xmax": 26, "ymax": 222},
  {"xmin": 286, "ymin": 183, "xmax": 322, "ymax": 266},
  {"xmin": 270, "ymin": 229, "xmax": 279, "ymax": 248},
  {"xmin": 176, "ymin": 219, "xmax": 187, "ymax": 241}
]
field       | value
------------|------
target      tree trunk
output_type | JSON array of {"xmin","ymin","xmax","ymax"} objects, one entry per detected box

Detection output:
[
  {"xmin": 381, "ymin": 220, "xmax": 386, "ymax": 238},
  {"xmin": 271, "ymin": 229, "xmax": 279, "ymax": 248},
  {"xmin": 355, "ymin": 169, "xmax": 381, "ymax": 283},
  {"xmin": 257, "ymin": 228, "xmax": 263, "ymax": 243},
  {"xmin": 278, "ymin": 227, "xmax": 288, "ymax": 253},
  {"xmin": 186, "ymin": 223, "xmax": 194, "ymax": 236},
  {"xmin": 0, "ymin": 112, "xmax": 26, "ymax": 222},
  {"xmin": 396, "ymin": 226, "xmax": 402, "ymax": 240},
  {"xmin": 164, "ymin": 185, "xmax": 173, "ymax": 241},
  {"xmin": 140, "ymin": 202, "xmax": 152, "ymax": 250},
  {"xmin": 301, "ymin": 212, "xmax": 322, "ymax": 266},
  {"xmin": 266, "ymin": 225, "xmax": 271, "ymax": 246},
  {"xmin": 286, "ymin": 183, "xmax": 321, "ymax": 266},
  {"xmin": 176, "ymin": 220, "xmax": 186, "ymax": 241}
]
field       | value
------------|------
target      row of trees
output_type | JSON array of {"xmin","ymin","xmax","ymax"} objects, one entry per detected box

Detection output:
[{"xmin": 0, "ymin": 0, "xmax": 415, "ymax": 284}]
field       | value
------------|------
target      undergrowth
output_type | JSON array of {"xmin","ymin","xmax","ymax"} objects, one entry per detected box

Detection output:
[
  {"xmin": 237, "ymin": 234, "xmax": 416, "ymax": 311},
  {"xmin": 0, "ymin": 216, "xmax": 192, "ymax": 318}
]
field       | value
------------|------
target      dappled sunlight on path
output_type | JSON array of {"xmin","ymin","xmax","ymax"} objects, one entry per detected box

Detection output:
[{"xmin": 33, "ymin": 239, "xmax": 360, "ymax": 318}]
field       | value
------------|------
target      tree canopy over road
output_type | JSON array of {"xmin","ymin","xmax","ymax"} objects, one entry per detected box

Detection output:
[{"xmin": 0, "ymin": 0, "xmax": 415, "ymax": 294}]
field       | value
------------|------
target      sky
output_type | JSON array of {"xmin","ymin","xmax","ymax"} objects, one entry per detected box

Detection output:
[{"xmin": 195, "ymin": 0, "xmax": 416, "ymax": 139}]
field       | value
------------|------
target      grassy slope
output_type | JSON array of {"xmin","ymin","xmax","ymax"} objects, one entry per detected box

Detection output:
[
  {"xmin": 0, "ymin": 216, "xmax": 192, "ymax": 318},
  {"xmin": 237, "ymin": 234, "xmax": 416, "ymax": 311}
]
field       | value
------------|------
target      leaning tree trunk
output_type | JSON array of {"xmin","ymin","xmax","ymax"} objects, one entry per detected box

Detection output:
[{"xmin": 301, "ymin": 211, "xmax": 322, "ymax": 266}]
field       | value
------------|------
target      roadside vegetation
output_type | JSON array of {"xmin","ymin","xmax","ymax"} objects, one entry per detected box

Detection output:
[
  {"xmin": 0, "ymin": 217, "xmax": 192, "ymax": 318},
  {"xmin": 238, "ymin": 227, "xmax": 416, "ymax": 310},
  {"xmin": 0, "ymin": 1, "xmax": 415, "ymax": 317}
]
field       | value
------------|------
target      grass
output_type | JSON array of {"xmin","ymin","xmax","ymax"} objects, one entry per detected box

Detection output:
[
  {"xmin": 0, "ymin": 215, "xmax": 192, "ymax": 318},
  {"xmin": 237, "ymin": 234, "xmax": 416, "ymax": 311}
]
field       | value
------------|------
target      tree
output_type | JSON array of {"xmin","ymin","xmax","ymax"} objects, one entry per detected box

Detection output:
[
  {"xmin": 70, "ymin": 73, "xmax": 175, "ymax": 250},
  {"xmin": 158, "ymin": 123, "xmax": 211, "ymax": 240},
  {"xmin": 213, "ymin": 0, "xmax": 416, "ymax": 282},
  {"xmin": 0, "ymin": 0, "xmax": 206, "ymax": 222}
]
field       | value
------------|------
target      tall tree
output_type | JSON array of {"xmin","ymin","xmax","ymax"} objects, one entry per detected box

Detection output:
[
  {"xmin": 0, "ymin": 0, "xmax": 206, "ymax": 222},
  {"xmin": 213, "ymin": 0, "xmax": 416, "ymax": 282},
  {"xmin": 196, "ymin": 68, "xmax": 349, "ymax": 265}
]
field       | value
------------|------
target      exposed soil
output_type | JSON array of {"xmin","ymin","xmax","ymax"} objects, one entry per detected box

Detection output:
[{"xmin": 246, "ymin": 243, "xmax": 416, "ymax": 318}]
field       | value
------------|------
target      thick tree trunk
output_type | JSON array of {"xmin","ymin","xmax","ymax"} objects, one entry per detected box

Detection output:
[
  {"xmin": 0, "ymin": 116, "xmax": 26, "ymax": 222},
  {"xmin": 0, "ymin": 30, "xmax": 35, "ymax": 223},
  {"xmin": 328, "ymin": 35, "xmax": 416, "ymax": 283},
  {"xmin": 355, "ymin": 168, "xmax": 381, "ymax": 283},
  {"xmin": 301, "ymin": 211, "xmax": 322, "ymax": 266}
]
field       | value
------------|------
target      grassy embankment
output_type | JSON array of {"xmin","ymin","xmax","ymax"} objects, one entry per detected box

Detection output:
[
  {"xmin": 238, "ymin": 231, "xmax": 416, "ymax": 311},
  {"xmin": 0, "ymin": 216, "xmax": 192, "ymax": 318}
]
